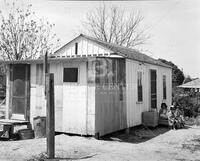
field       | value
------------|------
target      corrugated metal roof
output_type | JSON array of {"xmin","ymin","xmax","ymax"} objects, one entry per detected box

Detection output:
[{"xmin": 178, "ymin": 78, "xmax": 200, "ymax": 89}]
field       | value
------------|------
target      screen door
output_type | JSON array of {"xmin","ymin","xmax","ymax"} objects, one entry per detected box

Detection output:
[{"xmin": 10, "ymin": 64, "xmax": 30, "ymax": 120}]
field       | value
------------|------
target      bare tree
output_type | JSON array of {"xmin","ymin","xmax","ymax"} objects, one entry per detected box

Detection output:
[
  {"xmin": 83, "ymin": 5, "xmax": 149, "ymax": 48},
  {"xmin": 0, "ymin": 2, "xmax": 60, "ymax": 60}
]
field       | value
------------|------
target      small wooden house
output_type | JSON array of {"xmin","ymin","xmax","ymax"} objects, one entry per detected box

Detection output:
[{"xmin": 4, "ymin": 34, "xmax": 172, "ymax": 136}]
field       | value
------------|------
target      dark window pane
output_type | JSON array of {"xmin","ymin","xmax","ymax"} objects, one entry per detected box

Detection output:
[
  {"xmin": 163, "ymin": 75, "xmax": 167, "ymax": 99},
  {"xmin": 63, "ymin": 68, "xmax": 78, "ymax": 82},
  {"xmin": 138, "ymin": 86, "xmax": 143, "ymax": 102},
  {"xmin": 150, "ymin": 70, "xmax": 157, "ymax": 108},
  {"xmin": 119, "ymin": 84, "xmax": 123, "ymax": 101},
  {"xmin": 12, "ymin": 98, "xmax": 25, "ymax": 114},
  {"xmin": 112, "ymin": 59, "xmax": 117, "ymax": 83},
  {"xmin": 137, "ymin": 71, "xmax": 143, "ymax": 102},
  {"xmin": 36, "ymin": 64, "xmax": 43, "ymax": 85},
  {"xmin": 151, "ymin": 70, "xmax": 156, "ymax": 80},
  {"xmin": 13, "ymin": 65, "xmax": 26, "ymax": 96},
  {"xmin": 75, "ymin": 43, "xmax": 78, "ymax": 55},
  {"xmin": 151, "ymin": 99, "xmax": 157, "ymax": 109}
]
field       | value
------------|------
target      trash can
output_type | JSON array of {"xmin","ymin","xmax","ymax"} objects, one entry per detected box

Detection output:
[{"xmin": 33, "ymin": 116, "xmax": 46, "ymax": 138}]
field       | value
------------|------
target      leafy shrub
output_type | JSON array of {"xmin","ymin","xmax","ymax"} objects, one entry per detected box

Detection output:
[{"xmin": 172, "ymin": 87, "xmax": 200, "ymax": 118}]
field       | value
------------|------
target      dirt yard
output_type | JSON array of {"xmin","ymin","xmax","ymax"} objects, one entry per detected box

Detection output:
[{"xmin": 0, "ymin": 125, "xmax": 200, "ymax": 161}]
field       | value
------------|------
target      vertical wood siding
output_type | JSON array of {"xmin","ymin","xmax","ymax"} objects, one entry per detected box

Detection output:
[
  {"xmin": 86, "ymin": 59, "xmax": 96, "ymax": 135},
  {"xmin": 30, "ymin": 64, "xmax": 46, "ymax": 128},
  {"xmin": 29, "ymin": 59, "xmax": 95, "ymax": 135},
  {"xmin": 55, "ymin": 37, "xmax": 111, "ymax": 57},
  {"xmin": 49, "ymin": 63, "xmax": 63, "ymax": 132},
  {"xmin": 8, "ymin": 58, "xmax": 171, "ymax": 136},
  {"xmin": 126, "ymin": 59, "xmax": 172, "ymax": 127},
  {"xmin": 30, "ymin": 64, "xmax": 36, "ymax": 126},
  {"xmin": 95, "ymin": 58, "xmax": 127, "ymax": 136},
  {"xmin": 62, "ymin": 60, "xmax": 87, "ymax": 135}
]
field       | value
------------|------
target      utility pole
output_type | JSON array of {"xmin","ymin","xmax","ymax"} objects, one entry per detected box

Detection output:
[{"xmin": 44, "ymin": 52, "xmax": 55, "ymax": 159}]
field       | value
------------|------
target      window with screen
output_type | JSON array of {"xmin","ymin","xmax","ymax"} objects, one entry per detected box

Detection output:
[
  {"xmin": 63, "ymin": 68, "xmax": 78, "ymax": 83},
  {"xmin": 137, "ymin": 71, "xmax": 143, "ymax": 102},
  {"xmin": 150, "ymin": 70, "xmax": 157, "ymax": 108},
  {"xmin": 163, "ymin": 75, "xmax": 167, "ymax": 99}
]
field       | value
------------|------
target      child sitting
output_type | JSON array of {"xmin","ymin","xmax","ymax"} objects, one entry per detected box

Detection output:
[
  {"xmin": 168, "ymin": 106, "xmax": 179, "ymax": 129},
  {"xmin": 159, "ymin": 103, "xmax": 168, "ymax": 120}
]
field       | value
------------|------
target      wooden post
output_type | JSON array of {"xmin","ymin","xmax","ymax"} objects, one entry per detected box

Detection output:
[
  {"xmin": 46, "ymin": 73, "xmax": 55, "ymax": 158},
  {"xmin": 44, "ymin": 51, "xmax": 48, "ymax": 98},
  {"xmin": 44, "ymin": 51, "xmax": 48, "ymax": 74}
]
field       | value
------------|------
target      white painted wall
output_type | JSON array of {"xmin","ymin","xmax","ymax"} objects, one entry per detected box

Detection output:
[
  {"xmin": 126, "ymin": 59, "xmax": 172, "ymax": 127},
  {"xmin": 30, "ymin": 64, "xmax": 46, "ymax": 128},
  {"xmin": 49, "ymin": 63, "xmax": 63, "ymax": 132},
  {"xmin": 62, "ymin": 61, "xmax": 88, "ymax": 135},
  {"xmin": 86, "ymin": 59, "xmax": 96, "ymax": 135},
  {"xmin": 29, "ymin": 60, "xmax": 96, "ymax": 135},
  {"xmin": 7, "ymin": 57, "xmax": 171, "ymax": 136}
]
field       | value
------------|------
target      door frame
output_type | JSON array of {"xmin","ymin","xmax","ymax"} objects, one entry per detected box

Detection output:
[{"xmin": 9, "ymin": 64, "xmax": 30, "ymax": 121}]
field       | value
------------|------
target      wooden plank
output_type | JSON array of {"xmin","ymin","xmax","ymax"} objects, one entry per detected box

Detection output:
[
  {"xmin": 49, "ymin": 63, "xmax": 63, "ymax": 132},
  {"xmin": 9, "ymin": 64, "xmax": 13, "ymax": 119},
  {"xmin": 46, "ymin": 73, "xmax": 55, "ymax": 159},
  {"xmin": 29, "ymin": 65, "xmax": 37, "ymax": 127},
  {"xmin": 25, "ymin": 65, "xmax": 30, "ymax": 121},
  {"xmin": 5, "ymin": 65, "xmax": 10, "ymax": 119}
]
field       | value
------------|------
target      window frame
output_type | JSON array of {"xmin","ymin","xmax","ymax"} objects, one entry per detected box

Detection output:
[
  {"xmin": 137, "ymin": 71, "xmax": 143, "ymax": 102},
  {"xmin": 63, "ymin": 67, "xmax": 79, "ymax": 83}
]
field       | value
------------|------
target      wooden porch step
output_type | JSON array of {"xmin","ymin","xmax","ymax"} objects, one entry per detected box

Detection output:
[
  {"xmin": 0, "ymin": 119, "xmax": 29, "ymax": 125},
  {"xmin": 0, "ymin": 119, "xmax": 31, "ymax": 139}
]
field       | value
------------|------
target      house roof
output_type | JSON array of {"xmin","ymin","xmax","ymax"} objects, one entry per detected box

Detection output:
[
  {"xmin": 0, "ymin": 57, "xmax": 88, "ymax": 64},
  {"xmin": 178, "ymin": 78, "xmax": 200, "ymax": 89},
  {"xmin": 55, "ymin": 34, "xmax": 171, "ymax": 68},
  {"xmin": 1, "ymin": 34, "xmax": 171, "ymax": 68}
]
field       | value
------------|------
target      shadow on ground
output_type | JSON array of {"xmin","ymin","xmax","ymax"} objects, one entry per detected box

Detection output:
[
  {"xmin": 101, "ymin": 125, "xmax": 191, "ymax": 144},
  {"xmin": 27, "ymin": 152, "xmax": 97, "ymax": 161}
]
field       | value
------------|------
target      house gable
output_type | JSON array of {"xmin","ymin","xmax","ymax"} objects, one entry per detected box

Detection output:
[
  {"xmin": 2, "ymin": 34, "xmax": 171, "ymax": 69},
  {"xmin": 53, "ymin": 34, "xmax": 171, "ymax": 69},
  {"xmin": 54, "ymin": 35, "xmax": 114, "ymax": 57}
]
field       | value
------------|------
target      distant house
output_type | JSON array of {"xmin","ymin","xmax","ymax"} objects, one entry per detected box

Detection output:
[
  {"xmin": 178, "ymin": 78, "xmax": 200, "ymax": 105},
  {"xmin": 3, "ymin": 34, "xmax": 172, "ymax": 136},
  {"xmin": 178, "ymin": 78, "xmax": 200, "ymax": 89}
]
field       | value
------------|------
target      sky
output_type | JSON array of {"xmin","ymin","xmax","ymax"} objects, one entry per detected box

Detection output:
[{"xmin": 0, "ymin": 0, "xmax": 200, "ymax": 78}]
